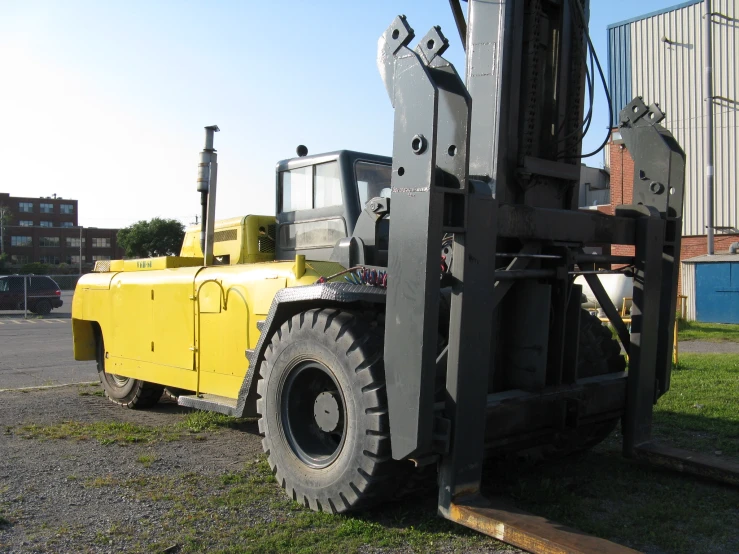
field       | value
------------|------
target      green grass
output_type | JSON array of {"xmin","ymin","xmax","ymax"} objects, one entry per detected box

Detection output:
[
  {"xmin": 136, "ymin": 454, "xmax": 157, "ymax": 468},
  {"xmin": 677, "ymin": 320, "xmax": 739, "ymax": 342},
  {"xmin": 14, "ymin": 413, "xmax": 248, "ymax": 446},
  {"xmin": 87, "ymin": 460, "xmax": 501, "ymax": 554},
  {"xmin": 654, "ymin": 353, "xmax": 739, "ymax": 456}
]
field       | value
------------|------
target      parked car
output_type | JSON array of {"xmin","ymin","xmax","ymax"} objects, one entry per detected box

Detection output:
[{"xmin": 0, "ymin": 275, "xmax": 63, "ymax": 315}]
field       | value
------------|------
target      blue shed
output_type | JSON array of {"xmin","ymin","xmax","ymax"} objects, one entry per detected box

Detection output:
[{"xmin": 681, "ymin": 255, "xmax": 739, "ymax": 323}]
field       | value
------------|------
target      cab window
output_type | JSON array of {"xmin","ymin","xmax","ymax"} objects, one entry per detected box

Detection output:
[
  {"xmin": 279, "ymin": 161, "xmax": 342, "ymax": 212},
  {"xmin": 280, "ymin": 166, "xmax": 312, "ymax": 212},
  {"xmin": 355, "ymin": 161, "xmax": 392, "ymax": 208},
  {"xmin": 314, "ymin": 162, "xmax": 342, "ymax": 208}
]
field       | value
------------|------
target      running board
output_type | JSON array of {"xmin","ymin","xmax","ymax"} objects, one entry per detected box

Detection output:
[
  {"xmin": 178, "ymin": 394, "xmax": 239, "ymax": 416},
  {"xmin": 442, "ymin": 494, "xmax": 638, "ymax": 554},
  {"xmin": 633, "ymin": 441, "xmax": 739, "ymax": 487}
]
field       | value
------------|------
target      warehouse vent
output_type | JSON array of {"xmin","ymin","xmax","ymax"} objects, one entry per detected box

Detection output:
[
  {"xmin": 259, "ymin": 224, "xmax": 276, "ymax": 253},
  {"xmin": 93, "ymin": 260, "xmax": 111, "ymax": 273},
  {"xmin": 214, "ymin": 229, "xmax": 238, "ymax": 242}
]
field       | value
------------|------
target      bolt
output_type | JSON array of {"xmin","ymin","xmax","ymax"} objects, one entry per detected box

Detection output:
[
  {"xmin": 650, "ymin": 181, "xmax": 665, "ymax": 194},
  {"xmin": 411, "ymin": 134, "xmax": 427, "ymax": 155}
]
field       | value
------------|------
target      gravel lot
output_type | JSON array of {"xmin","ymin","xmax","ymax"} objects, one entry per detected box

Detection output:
[
  {"xmin": 0, "ymin": 386, "xmax": 511, "ymax": 554},
  {"xmin": 0, "ymin": 387, "xmax": 263, "ymax": 553}
]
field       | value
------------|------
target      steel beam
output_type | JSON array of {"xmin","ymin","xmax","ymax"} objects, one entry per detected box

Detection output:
[
  {"xmin": 380, "ymin": 17, "xmax": 444, "ymax": 460},
  {"xmin": 447, "ymin": 495, "xmax": 639, "ymax": 554},
  {"xmin": 498, "ymin": 203, "xmax": 636, "ymax": 245},
  {"xmin": 633, "ymin": 442, "xmax": 739, "ymax": 487},
  {"xmin": 621, "ymin": 209, "xmax": 666, "ymax": 456}
]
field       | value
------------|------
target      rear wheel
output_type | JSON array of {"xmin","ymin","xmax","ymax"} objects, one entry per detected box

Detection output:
[
  {"xmin": 96, "ymin": 334, "xmax": 163, "ymax": 409},
  {"xmin": 34, "ymin": 300, "xmax": 51, "ymax": 316},
  {"xmin": 570, "ymin": 310, "xmax": 626, "ymax": 449},
  {"xmin": 257, "ymin": 308, "xmax": 409, "ymax": 513}
]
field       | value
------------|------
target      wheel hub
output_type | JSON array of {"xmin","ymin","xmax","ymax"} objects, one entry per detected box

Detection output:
[
  {"xmin": 281, "ymin": 360, "xmax": 347, "ymax": 468},
  {"xmin": 110, "ymin": 373, "xmax": 130, "ymax": 387},
  {"xmin": 314, "ymin": 391, "xmax": 340, "ymax": 433}
]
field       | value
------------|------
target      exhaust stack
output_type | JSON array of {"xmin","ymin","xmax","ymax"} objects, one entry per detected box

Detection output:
[{"xmin": 197, "ymin": 125, "xmax": 220, "ymax": 265}]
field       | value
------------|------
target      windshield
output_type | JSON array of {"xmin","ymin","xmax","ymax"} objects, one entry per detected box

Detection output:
[{"xmin": 355, "ymin": 161, "xmax": 392, "ymax": 208}]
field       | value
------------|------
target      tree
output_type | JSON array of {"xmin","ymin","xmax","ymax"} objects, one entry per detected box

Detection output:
[
  {"xmin": 0, "ymin": 205, "xmax": 13, "ymax": 257},
  {"xmin": 117, "ymin": 218, "xmax": 185, "ymax": 258}
]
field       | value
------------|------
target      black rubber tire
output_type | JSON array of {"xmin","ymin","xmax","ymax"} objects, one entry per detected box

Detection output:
[
  {"xmin": 34, "ymin": 300, "xmax": 51, "ymax": 316},
  {"xmin": 572, "ymin": 309, "xmax": 626, "ymax": 448},
  {"xmin": 257, "ymin": 308, "xmax": 409, "ymax": 514},
  {"xmin": 577, "ymin": 309, "xmax": 627, "ymax": 379},
  {"xmin": 96, "ymin": 334, "xmax": 163, "ymax": 409}
]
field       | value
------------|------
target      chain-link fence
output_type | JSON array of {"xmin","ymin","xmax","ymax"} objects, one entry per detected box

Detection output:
[{"xmin": 0, "ymin": 274, "xmax": 69, "ymax": 318}]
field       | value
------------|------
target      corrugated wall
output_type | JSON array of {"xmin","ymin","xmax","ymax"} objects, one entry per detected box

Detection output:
[{"xmin": 608, "ymin": 0, "xmax": 738, "ymax": 237}]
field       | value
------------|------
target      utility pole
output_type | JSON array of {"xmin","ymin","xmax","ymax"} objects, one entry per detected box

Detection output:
[{"xmin": 704, "ymin": 0, "xmax": 715, "ymax": 255}]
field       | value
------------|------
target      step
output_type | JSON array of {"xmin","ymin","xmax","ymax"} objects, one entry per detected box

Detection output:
[{"xmin": 178, "ymin": 393, "xmax": 239, "ymax": 416}]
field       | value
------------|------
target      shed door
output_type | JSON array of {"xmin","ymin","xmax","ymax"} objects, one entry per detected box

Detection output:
[{"xmin": 696, "ymin": 262, "xmax": 739, "ymax": 324}]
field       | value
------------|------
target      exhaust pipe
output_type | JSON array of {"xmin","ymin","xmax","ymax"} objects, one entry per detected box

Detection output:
[{"xmin": 197, "ymin": 125, "xmax": 220, "ymax": 265}]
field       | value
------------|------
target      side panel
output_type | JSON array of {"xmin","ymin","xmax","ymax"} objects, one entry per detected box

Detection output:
[
  {"xmin": 105, "ymin": 268, "xmax": 201, "ymax": 388},
  {"xmin": 194, "ymin": 267, "xmax": 293, "ymax": 398},
  {"xmin": 196, "ymin": 279, "xmax": 254, "ymax": 398}
]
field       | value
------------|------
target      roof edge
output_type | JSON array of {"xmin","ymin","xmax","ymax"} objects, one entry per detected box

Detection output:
[{"xmin": 607, "ymin": 0, "xmax": 702, "ymax": 30}]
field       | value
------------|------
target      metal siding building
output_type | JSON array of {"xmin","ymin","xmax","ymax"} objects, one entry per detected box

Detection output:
[
  {"xmin": 608, "ymin": 0, "xmax": 738, "ymax": 237},
  {"xmin": 682, "ymin": 254, "xmax": 739, "ymax": 322}
]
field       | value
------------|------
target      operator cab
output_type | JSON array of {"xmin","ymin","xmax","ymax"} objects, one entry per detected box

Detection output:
[{"xmin": 275, "ymin": 150, "xmax": 391, "ymax": 262}]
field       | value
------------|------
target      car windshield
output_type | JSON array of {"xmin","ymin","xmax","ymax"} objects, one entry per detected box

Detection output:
[
  {"xmin": 0, "ymin": 279, "xmax": 7, "ymax": 292},
  {"xmin": 355, "ymin": 161, "xmax": 392, "ymax": 208}
]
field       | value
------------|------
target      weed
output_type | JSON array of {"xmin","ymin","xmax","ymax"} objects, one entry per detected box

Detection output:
[
  {"xmin": 136, "ymin": 454, "xmax": 156, "ymax": 468},
  {"xmin": 178, "ymin": 411, "xmax": 241, "ymax": 433}
]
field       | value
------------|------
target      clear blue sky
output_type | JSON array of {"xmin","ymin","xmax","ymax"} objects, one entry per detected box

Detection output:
[{"xmin": 0, "ymin": 0, "xmax": 683, "ymax": 228}]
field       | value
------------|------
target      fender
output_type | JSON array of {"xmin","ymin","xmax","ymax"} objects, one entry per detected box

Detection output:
[{"xmin": 233, "ymin": 282, "xmax": 386, "ymax": 417}]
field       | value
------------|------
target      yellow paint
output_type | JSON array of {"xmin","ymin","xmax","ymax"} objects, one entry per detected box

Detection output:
[
  {"xmin": 72, "ymin": 219, "xmax": 345, "ymax": 402},
  {"xmin": 293, "ymin": 254, "xmax": 306, "ymax": 278},
  {"xmin": 180, "ymin": 214, "xmax": 276, "ymax": 264}
]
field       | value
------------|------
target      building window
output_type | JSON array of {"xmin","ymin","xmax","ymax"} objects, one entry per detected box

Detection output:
[
  {"xmin": 61, "ymin": 222, "xmax": 74, "ymax": 228},
  {"xmin": 92, "ymin": 237, "xmax": 111, "ymax": 248},
  {"xmin": 66, "ymin": 237, "xmax": 86, "ymax": 248},
  {"xmin": 11, "ymin": 255, "xmax": 29, "ymax": 264},
  {"xmin": 19, "ymin": 202, "xmax": 33, "ymax": 213},
  {"xmin": 40, "ymin": 221, "xmax": 53, "ymax": 228},
  {"xmin": 19, "ymin": 220, "xmax": 33, "ymax": 227},
  {"xmin": 11, "ymin": 236, "xmax": 32, "ymax": 247},
  {"xmin": 92, "ymin": 255, "xmax": 111, "ymax": 261},
  {"xmin": 39, "ymin": 236, "xmax": 60, "ymax": 247},
  {"xmin": 66, "ymin": 255, "xmax": 84, "ymax": 264},
  {"xmin": 40, "ymin": 203, "xmax": 54, "ymax": 214},
  {"xmin": 60, "ymin": 204, "xmax": 74, "ymax": 215},
  {"xmin": 39, "ymin": 255, "xmax": 60, "ymax": 264}
]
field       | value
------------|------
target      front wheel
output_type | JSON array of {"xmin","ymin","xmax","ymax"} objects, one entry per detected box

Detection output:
[
  {"xmin": 34, "ymin": 300, "xmax": 52, "ymax": 315},
  {"xmin": 96, "ymin": 333, "xmax": 163, "ymax": 409},
  {"xmin": 257, "ymin": 309, "xmax": 409, "ymax": 513}
]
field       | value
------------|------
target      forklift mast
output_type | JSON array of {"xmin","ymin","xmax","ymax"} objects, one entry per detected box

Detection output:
[{"xmin": 376, "ymin": 0, "xmax": 688, "ymax": 541}]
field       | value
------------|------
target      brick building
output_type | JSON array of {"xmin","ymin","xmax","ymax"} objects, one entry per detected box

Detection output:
[
  {"xmin": 606, "ymin": 1, "xmax": 739, "ymax": 291},
  {"xmin": 0, "ymin": 193, "xmax": 124, "ymax": 269}
]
